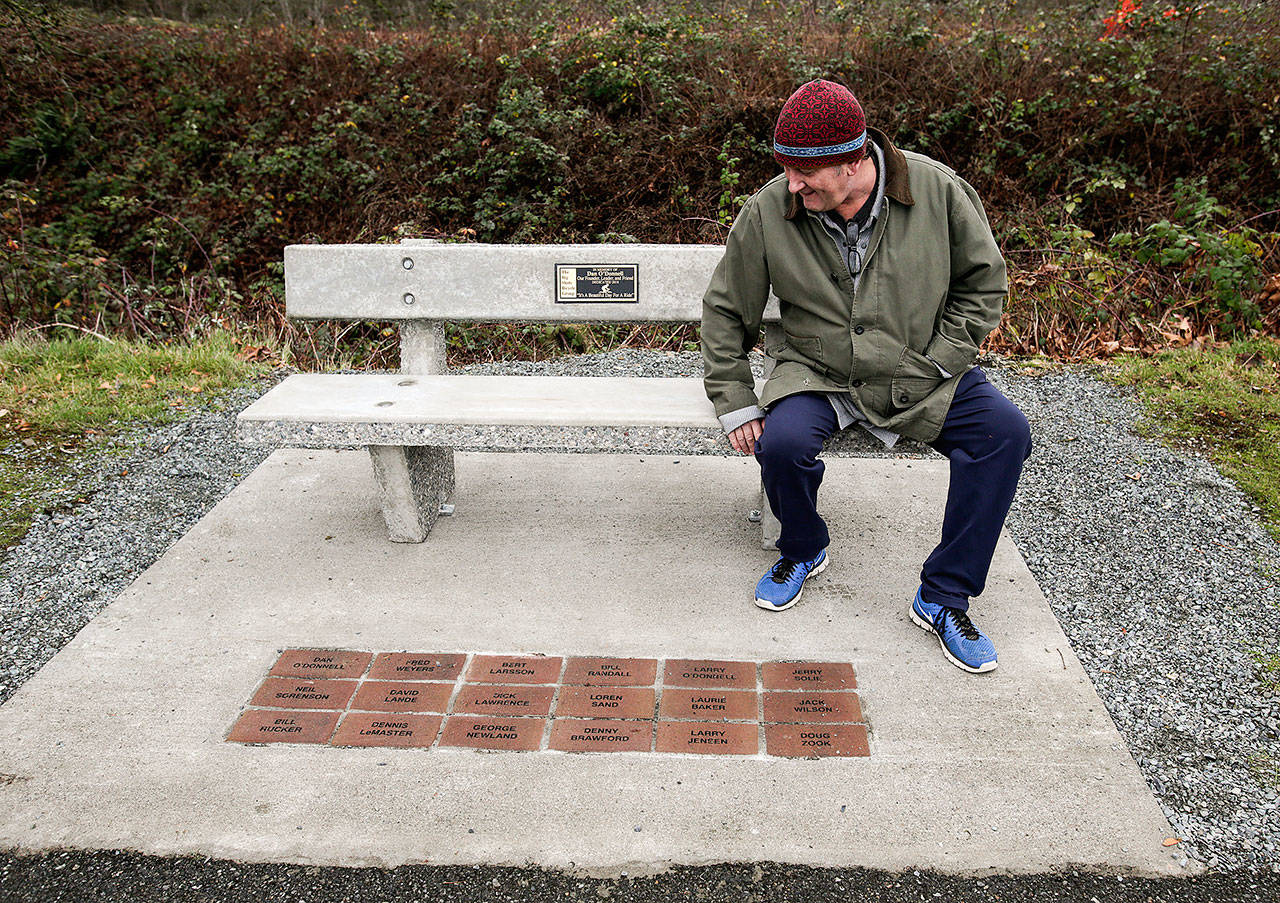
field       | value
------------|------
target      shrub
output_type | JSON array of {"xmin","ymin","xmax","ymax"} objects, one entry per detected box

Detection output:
[{"xmin": 1, "ymin": 1, "xmax": 1277, "ymax": 361}]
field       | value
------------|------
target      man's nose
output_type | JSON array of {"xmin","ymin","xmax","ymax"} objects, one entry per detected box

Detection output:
[{"xmin": 786, "ymin": 171, "xmax": 805, "ymax": 193}]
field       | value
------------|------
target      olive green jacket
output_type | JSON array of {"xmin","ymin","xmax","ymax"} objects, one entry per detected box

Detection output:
[{"xmin": 701, "ymin": 129, "xmax": 1007, "ymax": 443}]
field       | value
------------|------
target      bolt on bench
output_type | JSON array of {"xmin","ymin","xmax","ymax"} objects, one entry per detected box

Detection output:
[{"xmin": 236, "ymin": 240, "xmax": 802, "ymax": 546}]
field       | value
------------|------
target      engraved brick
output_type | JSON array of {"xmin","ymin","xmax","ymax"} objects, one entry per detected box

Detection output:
[
  {"xmin": 658, "ymin": 688, "xmax": 758, "ymax": 721},
  {"xmin": 555, "ymin": 686, "xmax": 655, "ymax": 720},
  {"xmin": 763, "ymin": 661, "xmax": 857, "ymax": 691},
  {"xmin": 765, "ymin": 723, "xmax": 870, "ymax": 757},
  {"xmin": 453, "ymin": 684, "xmax": 554, "ymax": 717},
  {"xmin": 655, "ymin": 720, "xmax": 758, "ymax": 755},
  {"xmin": 549, "ymin": 719, "xmax": 652, "ymax": 753},
  {"xmin": 351, "ymin": 680, "xmax": 454, "ymax": 713},
  {"xmin": 562, "ymin": 657, "xmax": 659, "ymax": 687},
  {"xmin": 250, "ymin": 678, "xmax": 357, "ymax": 711},
  {"xmin": 763, "ymin": 691, "xmax": 863, "ymax": 724},
  {"xmin": 331, "ymin": 713, "xmax": 442, "ymax": 748},
  {"xmin": 368, "ymin": 653, "xmax": 465, "ymax": 681},
  {"xmin": 269, "ymin": 649, "xmax": 372, "ymax": 679},
  {"xmin": 439, "ymin": 716, "xmax": 545, "ymax": 751},
  {"xmin": 466, "ymin": 655, "xmax": 563, "ymax": 685},
  {"xmin": 663, "ymin": 659, "xmax": 755, "ymax": 688},
  {"xmin": 227, "ymin": 710, "xmax": 340, "ymax": 744}
]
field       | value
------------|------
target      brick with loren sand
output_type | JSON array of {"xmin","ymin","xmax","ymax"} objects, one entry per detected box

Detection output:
[{"xmin": 555, "ymin": 686, "xmax": 655, "ymax": 719}]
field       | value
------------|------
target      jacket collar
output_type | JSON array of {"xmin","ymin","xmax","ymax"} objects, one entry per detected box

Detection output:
[{"xmin": 784, "ymin": 127, "xmax": 914, "ymax": 221}]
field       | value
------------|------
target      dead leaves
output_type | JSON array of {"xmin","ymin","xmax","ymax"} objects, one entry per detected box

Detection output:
[{"xmin": 236, "ymin": 344, "xmax": 275, "ymax": 363}]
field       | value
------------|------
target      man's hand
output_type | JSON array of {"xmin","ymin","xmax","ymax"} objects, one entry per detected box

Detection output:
[{"xmin": 728, "ymin": 418, "xmax": 765, "ymax": 456}]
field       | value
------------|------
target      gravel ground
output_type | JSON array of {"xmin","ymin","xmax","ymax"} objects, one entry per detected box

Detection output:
[
  {"xmin": 0, "ymin": 380, "xmax": 274, "ymax": 706},
  {"xmin": 0, "ymin": 350, "xmax": 1277, "ymax": 892}
]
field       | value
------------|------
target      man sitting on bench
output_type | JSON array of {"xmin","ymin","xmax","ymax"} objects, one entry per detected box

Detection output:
[{"xmin": 701, "ymin": 79, "xmax": 1033, "ymax": 674}]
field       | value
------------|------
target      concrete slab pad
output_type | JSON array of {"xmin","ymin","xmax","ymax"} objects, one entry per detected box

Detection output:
[{"xmin": 0, "ymin": 451, "xmax": 1189, "ymax": 875}]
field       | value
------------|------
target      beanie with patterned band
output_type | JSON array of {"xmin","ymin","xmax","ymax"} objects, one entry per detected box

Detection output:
[{"xmin": 773, "ymin": 79, "xmax": 867, "ymax": 169}]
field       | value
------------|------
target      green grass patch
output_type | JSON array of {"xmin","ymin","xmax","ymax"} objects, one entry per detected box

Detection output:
[
  {"xmin": 0, "ymin": 332, "xmax": 260, "ymax": 437},
  {"xmin": 1251, "ymin": 652, "xmax": 1280, "ymax": 788},
  {"xmin": 1108, "ymin": 338, "xmax": 1280, "ymax": 542},
  {"xmin": 0, "ymin": 451, "xmax": 58, "ymax": 548},
  {"xmin": 1257, "ymin": 652, "xmax": 1280, "ymax": 696},
  {"xmin": 0, "ymin": 331, "xmax": 265, "ymax": 547}
]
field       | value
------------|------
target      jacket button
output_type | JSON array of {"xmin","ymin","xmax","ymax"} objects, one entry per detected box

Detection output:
[
  {"xmin": 899, "ymin": 393, "xmax": 910, "ymax": 404},
  {"xmin": 852, "ymin": 379, "xmax": 864, "ymax": 389},
  {"xmin": 854, "ymin": 325, "xmax": 865, "ymax": 335}
]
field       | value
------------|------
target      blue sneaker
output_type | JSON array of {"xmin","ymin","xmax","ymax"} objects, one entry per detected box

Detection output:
[
  {"xmin": 754, "ymin": 550, "xmax": 829, "ymax": 611},
  {"xmin": 909, "ymin": 587, "xmax": 998, "ymax": 673}
]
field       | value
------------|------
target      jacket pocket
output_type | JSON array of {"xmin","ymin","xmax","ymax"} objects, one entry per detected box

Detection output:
[
  {"xmin": 889, "ymin": 346, "xmax": 943, "ymax": 410},
  {"xmin": 767, "ymin": 331, "xmax": 825, "ymax": 372}
]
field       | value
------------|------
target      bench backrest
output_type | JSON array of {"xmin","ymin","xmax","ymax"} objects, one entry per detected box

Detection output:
[
  {"xmin": 284, "ymin": 240, "xmax": 781, "ymax": 373},
  {"xmin": 285, "ymin": 241, "xmax": 785, "ymax": 322}
]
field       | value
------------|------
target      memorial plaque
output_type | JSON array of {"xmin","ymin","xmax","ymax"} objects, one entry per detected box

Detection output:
[
  {"xmin": 763, "ymin": 691, "xmax": 863, "ymax": 724},
  {"xmin": 330, "ymin": 713, "xmax": 442, "ymax": 748},
  {"xmin": 227, "ymin": 710, "xmax": 340, "ymax": 745},
  {"xmin": 554, "ymin": 264, "xmax": 638, "ymax": 303},
  {"xmin": 351, "ymin": 680, "xmax": 454, "ymax": 713},
  {"xmin": 765, "ymin": 723, "xmax": 870, "ymax": 758},
  {"xmin": 656, "ymin": 720, "xmax": 758, "ymax": 756},
  {"xmin": 368, "ymin": 652, "xmax": 465, "ymax": 681},
  {"xmin": 663, "ymin": 659, "xmax": 756, "ymax": 689},
  {"xmin": 763, "ymin": 661, "xmax": 857, "ymax": 691},
  {"xmin": 440, "ymin": 716, "xmax": 545, "ymax": 751},
  {"xmin": 453, "ymin": 684, "xmax": 555, "ymax": 717},
  {"xmin": 269, "ymin": 649, "xmax": 372, "ymax": 679},
  {"xmin": 562, "ymin": 656, "xmax": 658, "ymax": 687},
  {"xmin": 250, "ymin": 678, "xmax": 358, "ymax": 711},
  {"xmin": 549, "ymin": 719, "xmax": 652, "ymax": 753},
  {"xmin": 555, "ymin": 686, "xmax": 655, "ymax": 720},
  {"xmin": 466, "ymin": 655, "xmax": 563, "ymax": 685},
  {"xmin": 658, "ymin": 688, "xmax": 758, "ymax": 721}
]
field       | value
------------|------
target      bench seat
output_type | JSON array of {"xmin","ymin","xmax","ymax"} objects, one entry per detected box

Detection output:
[
  {"xmin": 236, "ymin": 373, "xmax": 755, "ymax": 445},
  {"xmin": 237, "ymin": 372, "xmax": 766, "ymax": 544}
]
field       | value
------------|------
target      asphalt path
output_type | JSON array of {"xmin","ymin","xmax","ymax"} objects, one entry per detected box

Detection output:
[{"xmin": 3, "ymin": 850, "xmax": 1280, "ymax": 902}]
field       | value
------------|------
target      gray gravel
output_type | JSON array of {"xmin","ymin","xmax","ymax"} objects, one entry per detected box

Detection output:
[
  {"xmin": 993, "ymin": 363, "xmax": 1280, "ymax": 873},
  {"xmin": 0, "ymin": 380, "xmax": 274, "ymax": 705},
  {"xmin": 0, "ymin": 350, "xmax": 1277, "ymax": 875}
]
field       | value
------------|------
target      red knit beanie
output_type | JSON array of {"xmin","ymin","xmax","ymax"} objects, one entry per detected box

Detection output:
[{"xmin": 773, "ymin": 80, "xmax": 867, "ymax": 169}]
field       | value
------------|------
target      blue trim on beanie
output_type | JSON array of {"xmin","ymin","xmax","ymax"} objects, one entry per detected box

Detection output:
[{"xmin": 774, "ymin": 131, "xmax": 866, "ymax": 158}]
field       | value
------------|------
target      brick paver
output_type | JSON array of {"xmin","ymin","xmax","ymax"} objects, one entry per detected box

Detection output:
[{"xmin": 231, "ymin": 650, "xmax": 868, "ymax": 758}]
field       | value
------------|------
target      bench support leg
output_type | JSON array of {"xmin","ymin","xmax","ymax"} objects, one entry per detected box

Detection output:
[
  {"xmin": 368, "ymin": 445, "xmax": 455, "ymax": 543},
  {"xmin": 759, "ymin": 480, "xmax": 780, "ymax": 551}
]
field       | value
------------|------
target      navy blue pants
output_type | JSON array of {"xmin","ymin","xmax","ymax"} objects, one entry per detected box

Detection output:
[{"xmin": 755, "ymin": 367, "xmax": 1032, "ymax": 611}]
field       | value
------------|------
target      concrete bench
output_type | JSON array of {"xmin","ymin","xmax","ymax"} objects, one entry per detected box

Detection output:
[{"xmin": 236, "ymin": 239, "xmax": 798, "ymax": 546}]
